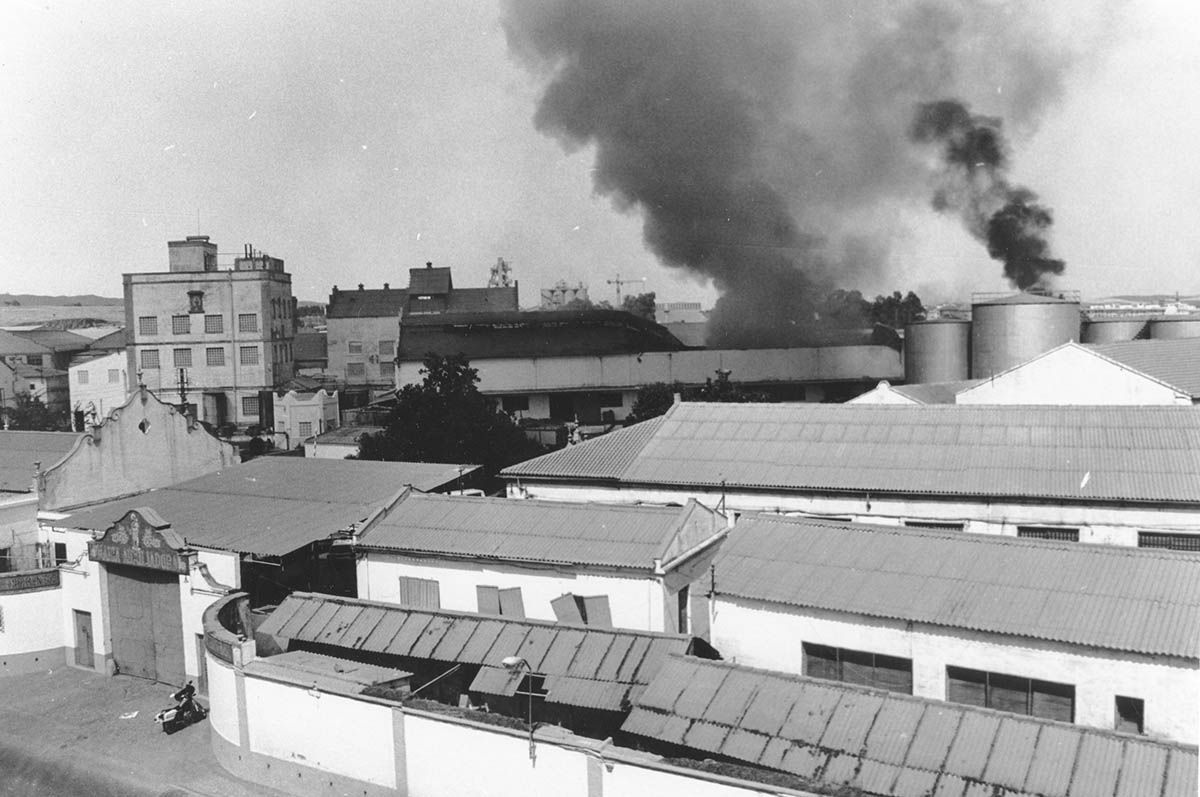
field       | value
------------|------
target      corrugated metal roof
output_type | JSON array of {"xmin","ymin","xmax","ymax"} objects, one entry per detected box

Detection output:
[
  {"xmin": 0, "ymin": 430, "xmax": 81, "ymax": 492},
  {"xmin": 502, "ymin": 402, "xmax": 1200, "ymax": 505},
  {"xmin": 56, "ymin": 458, "xmax": 470, "ymax": 556},
  {"xmin": 242, "ymin": 649, "xmax": 410, "ymax": 696},
  {"xmin": 713, "ymin": 514, "xmax": 1200, "ymax": 658},
  {"xmin": 1091, "ymin": 338, "xmax": 1200, "ymax": 398},
  {"xmin": 891, "ymin": 380, "xmax": 982, "ymax": 405},
  {"xmin": 622, "ymin": 655, "xmax": 1199, "ymax": 797},
  {"xmin": 0, "ymin": 329, "xmax": 56, "ymax": 356},
  {"xmin": 359, "ymin": 490, "xmax": 718, "ymax": 569},
  {"xmin": 327, "ymin": 287, "xmax": 407, "ymax": 319},
  {"xmin": 258, "ymin": 592, "xmax": 694, "ymax": 712}
]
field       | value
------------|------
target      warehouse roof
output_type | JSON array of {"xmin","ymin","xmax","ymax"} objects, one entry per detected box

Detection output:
[
  {"xmin": 358, "ymin": 491, "xmax": 724, "ymax": 570},
  {"xmin": 327, "ymin": 287, "xmax": 407, "ymax": 318},
  {"xmin": 714, "ymin": 514, "xmax": 1200, "ymax": 658},
  {"xmin": 623, "ymin": 655, "xmax": 1198, "ymax": 797},
  {"xmin": 891, "ymin": 379, "xmax": 981, "ymax": 404},
  {"xmin": 10, "ymin": 328, "xmax": 92, "ymax": 352},
  {"xmin": 258, "ymin": 592, "xmax": 702, "ymax": 712},
  {"xmin": 1091, "ymin": 338, "xmax": 1200, "ymax": 399},
  {"xmin": 0, "ymin": 430, "xmax": 81, "ymax": 492},
  {"xmin": 502, "ymin": 402, "xmax": 1200, "ymax": 505},
  {"xmin": 57, "ymin": 458, "xmax": 474, "ymax": 556},
  {"xmin": 0, "ymin": 329, "xmax": 54, "ymax": 356}
]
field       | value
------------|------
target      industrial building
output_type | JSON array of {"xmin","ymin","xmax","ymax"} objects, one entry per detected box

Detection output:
[
  {"xmin": 123, "ymin": 236, "xmax": 297, "ymax": 429},
  {"xmin": 503, "ymin": 401, "xmax": 1200, "ymax": 550}
]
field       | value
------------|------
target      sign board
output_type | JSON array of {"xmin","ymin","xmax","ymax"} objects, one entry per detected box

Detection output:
[
  {"xmin": 0, "ymin": 569, "xmax": 60, "ymax": 594},
  {"xmin": 89, "ymin": 509, "xmax": 189, "ymax": 574}
]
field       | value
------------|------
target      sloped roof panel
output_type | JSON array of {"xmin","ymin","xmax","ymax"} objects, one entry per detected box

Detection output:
[
  {"xmin": 0, "ymin": 430, "xmax": 81, "ymax": 492},
  {"xmin": 502, "ymin": 416, "xmax": 665, "ymax": 481},
  {"xmin": 1091, "ymin": 338, "xmax": 1200, "ymax": 398},
  {"xmin": 713, "ymin": 514, "xmax": 1200, "ymax": 657}
]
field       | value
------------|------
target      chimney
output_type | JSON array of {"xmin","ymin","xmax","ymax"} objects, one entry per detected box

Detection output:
[
  {"xmin": 384, "ymin": 283, "xmax": 390, "ymax": 290},
  {"xmin": 358, "ymin": 284, "xmax": 364, "ymax": 291},
  {"xmin": 426, "ymin": 262, "xmax": 433, "ymax": 269}
]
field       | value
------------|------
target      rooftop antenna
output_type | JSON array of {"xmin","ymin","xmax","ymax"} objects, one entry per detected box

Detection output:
[{"xmin": 606, "ymin": 273, "xmax": 645, "ymax": 303}]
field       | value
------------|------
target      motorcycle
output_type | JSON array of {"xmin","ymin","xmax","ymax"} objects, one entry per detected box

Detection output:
[{"xmin": 154, "ymin": 681, "xmax": 208, "ymax": 734}]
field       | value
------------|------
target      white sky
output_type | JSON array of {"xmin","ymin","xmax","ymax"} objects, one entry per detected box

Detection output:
[{"xmin": 1, "ymin": 0, "xmax": 1198, "ymax": 306}]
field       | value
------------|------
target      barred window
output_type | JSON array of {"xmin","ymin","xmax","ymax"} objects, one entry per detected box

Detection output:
[
  {"xmin": 298, "ymin": 421, "xmax": 313, "ymax": 438},
  {"xmin": 107, "ymin": 369, "xmax": 120, "ymax": 383},
  {"xmin": 346, "ymin": 362, "xmax": 365, "ymax": 378},
  {"xmin": 348, "ymin": 340, "xmax": 363, "ymax": 354},
  {"xmin": 76, "ymin": 370, "xmax": 89, "ymax": 384},
  {"xmin": 238, "ymin": 313, "xmax": 258, "ymax": 332},
  {"xmin": 1017, "ymin": 526, "xmax": 1080, "ymax": 542},
  {"xmin": 141, "ymin": 349, "xmax": 160, "ymax": 369},
  {"xmin": 379, "ymin": 361, "xmax": 395, "ymax": 380},
  {"xmin": 239, "ymin": 346, "xmax": 259, "ymax": 365},
  {"xmin": 378, "ymin": 340, "xmax": 395, "ymax": 357},
  {"xmin": 241, "ymin": 396, "xmax": 260, "ymax": 416},
  {"xmin": 171, "ymin": 315, "xmax": 190, "ymax": 335},
  {"xmin": 204, "ymin": 314, "xmax": 223, "ymax": 333},
  {"xmin": 138, "ymin": 316, "xmax": 158, "ymax": 335},
  {"xmin": 173, "ymin": 348, "xmax": 192, "ymax": 368},
  {"xmin": 206, "ymin": 347, "xmax": 225, "ymax": 366},
  {"xmin": 1138, "ymin": 532, "xmax": 1200, "ymax": 552}
]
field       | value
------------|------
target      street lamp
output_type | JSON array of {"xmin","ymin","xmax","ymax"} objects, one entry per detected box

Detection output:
[{"xmin": 501, "ymin": 655, "xmax": 536, "ymax": 762}]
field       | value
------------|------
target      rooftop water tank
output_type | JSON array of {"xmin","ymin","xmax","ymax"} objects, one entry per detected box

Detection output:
[
  {"xmin": 1148, "ymin": 316, "xmax": 1200, "ymax": 340},
  {"xmin": 904, "ymin": 320, "xmax": 971, "ymax": 383},
  {"xmin": 1081, "ymin": 318, "xmax": 1149, "ymax": 344},
  {"xmin": 970, "ymin": 292, "xmax": 1082, "ymax": 379}
]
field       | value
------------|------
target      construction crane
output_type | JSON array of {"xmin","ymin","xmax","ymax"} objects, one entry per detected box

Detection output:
[
  {"xmin": 488, "ymin": 257, "xmax": 513, "ymax": 287},
  {"xmin": 606, "ymin": 273, "xmax": 645, "ymax": 303}
]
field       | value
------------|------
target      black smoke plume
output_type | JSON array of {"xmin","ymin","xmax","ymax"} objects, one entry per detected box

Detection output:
[
  {"xmin": 504, "ymin": 2, "xmax": 1076, "ymax": 346},
  {"xmin": 911, "ymin": 99, "xmax": 1065, "ymax": 290}
]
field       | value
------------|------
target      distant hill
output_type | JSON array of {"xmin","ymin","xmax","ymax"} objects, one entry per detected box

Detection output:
[{"xmin": 0, "ymin": 293, "xmax": 122, "ymax": 307}]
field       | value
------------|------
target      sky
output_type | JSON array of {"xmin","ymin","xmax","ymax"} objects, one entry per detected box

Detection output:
[{"xmin": 2, "ymin": 0, "xmax": 1199, "ymax": 307}]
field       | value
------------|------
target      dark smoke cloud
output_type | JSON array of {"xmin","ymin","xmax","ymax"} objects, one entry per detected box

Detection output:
[
  {"xmin": 503, "ymin": 1, "xmax": 1077, "ymax": 347},
  {"xmin": 911, "ymin": 100, "xmax": 1064, "ymax": 289}
]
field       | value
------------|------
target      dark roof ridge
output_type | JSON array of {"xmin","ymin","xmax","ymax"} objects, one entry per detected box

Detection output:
[{"xmin": 400, "ymin": 490, "xmax": 685, "ymax": 514}]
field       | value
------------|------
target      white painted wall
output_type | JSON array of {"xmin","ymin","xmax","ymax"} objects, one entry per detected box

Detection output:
[
  {"xmin": 359, "ymin": 554, "xmax": 669, "ymax": 632},
  {"xmin": 957, "ymin": 344, "xmax": 1192, "ymax": 405},
  {"xmin": 847, "ymin": 381, "xmax": 920, "ymax": 404},
  {"xmin": 55, "ymin": 527, "xmax": 107, "ymax": 669},
  {"xmin": 179, "ymin": 548, "xmax": 238, "ymax": 683},
  {"xmin": 245, "ymin": 674, "xmax": 397, "ymax": 787},
  {"xmin": 508, "ymin": 482, "xmax": 1200, "ymax": 545},
  {"xmin": 206, "ymin": 648, "xmax": 241, "ymax": 744},
  {"xmin": 0, "ymin": 584, "xmax": 64, "ymax": 657},
  {"xmin": 711, "ymin": 597, "xmax": 1198, "ymax": 745},
  {"xmin": 68, "ymin": 351, "xmax": 130, "ymax": 419}
]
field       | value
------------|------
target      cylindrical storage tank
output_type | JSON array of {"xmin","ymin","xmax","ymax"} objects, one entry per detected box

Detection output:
[
  {"xmin": 904, "ymin": 320, "xmax": 971, "ymax": 383},
  {"xmin": 1081, "ymin": 318, "xmax": 1149, "ymax": 343},
  {"xmin": 970, "ymin": 293, "xmax": 1082, "ymax": 379},
  {"xmin": 1148, "ymin": 316, "xmax": 1200, "ymax": 340}
]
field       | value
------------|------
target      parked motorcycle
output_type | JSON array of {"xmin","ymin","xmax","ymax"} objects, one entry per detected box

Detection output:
[{"xmin": 154, "ymin": 681, "xmax": 207, "ymax": 734}]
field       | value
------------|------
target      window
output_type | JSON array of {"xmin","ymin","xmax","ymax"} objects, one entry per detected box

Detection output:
[
  {"xmin": 138, "ymin": 316, "xmax": 158, "ymax": 335},
  {"xmin": 346, "ymin": 362, "xmax": 365, "ymax": 379},
  {"xmin": 107, "ymin": 369, "xmax": 120, "ymax": 383},
  {"xmin": 239, "ymin": 346, "xmax": 259, "ymax": 365},
  {"xmin": 379, "ymin": 361, "xmax": 395, "ymax": 380},
  {"xmin": 77, "ymin": 370, "xmax": 89, "ymax": 384},
  {"xmin": 187, "ymin": 290, "xmax": 204, "ymax": 313},
  {"xmin": 550, "ymin": 593, "xmax": 613, "ymax": 627},
  {"xmin": 946, "ymin": 666, "xmax": 1074, "ymax": 722},
  {"xmin": 476, "ymin": 586, "xmax": 525, "ymax": 618},
  {"xmin": 397, "ymin": 576, "xmax": 440, "ymax": 609},
  {"xmin": 1017, "ymin": 526, "xmax": 1080, "ymax": 542},
  {"xmin": 238, "ymin": 313, "xmax": 258, "ymax": 332},
  {"xmin": 204, "ymin": 314, "xmax": 223, "ymax": 334},
  {"xmin": 1115, "ymin": 696, "xmax": 1144, "ymax": 734},
  {"xmin": 172, "ymin": 315, "xmax": 190, "ymax": 335},
  {"xmin": 206, "ymin": 347, "xmax": 225, "ymax": 366},
  {"xmin": 241, "ymin": 396, "xmax": 260, "ymax": 417},
  {"xmin": 173, "ymin": 348, "xmax": 192, "ymax": 368},
  {"xmin": 1138, "ymin": 532, "xmax": 1200, "ymax": 552},
  {"xmin": 803, "ymin": 643, "xmax": 913, "ymax": 694},
  {"xmin": 54, "ymin": 542, "xmax": 68, "ymax": 566},
  {"xmin": 0, "ymin": 546, "xmax": 11, "ymax": 574},
  {"xmin": 297, "ymin": 421, "xmax": 313, "ymax": 438},
  {"xmin": 903, "ymin": 520, "xmax": 965, "ymax": 532},
  {"xmin": 348, "ymin": 340, "xmax": 363, "ymax": 354},
  {"xmin": 597, "ymin": 392, "xmax": 624, "ymax": 408},
  {"xmin": 502, "ymin": 395, "xmax": 530, "ymax": 413},
  {"xmin": 378, "ymin": 340, "xmax": 395, "ymax": 357},
  {"xmin": 26, "ymin": 355, "xmax": 42, "ymax": 366},
  {"xmin": 141, "ymin": 349, "xmax": 160, "ymax": 369}
]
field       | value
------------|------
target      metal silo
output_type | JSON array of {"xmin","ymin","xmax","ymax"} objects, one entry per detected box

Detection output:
[
  {"xmin": 1148, "ymin": 316, "xmax": 1200, "ymax": 339},
  {"xmin": 1081, "ymin": 318, "xmax": 1149, "ymax": 343},
  {"xmin": 970, "ymin": 292, "xmax": 1082, "ymax": 379},
  {"xmin": 904, "ymin": 320, "xmax": 971, "ymax": 383}
]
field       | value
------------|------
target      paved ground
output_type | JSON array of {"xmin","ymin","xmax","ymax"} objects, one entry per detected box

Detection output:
[{"xmin": 0, "ymin": 666, "xmax": 286, "ymax": 797}]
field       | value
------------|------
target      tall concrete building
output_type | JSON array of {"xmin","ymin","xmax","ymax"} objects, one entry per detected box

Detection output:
[{"xmin": 124, "ymin": 236, "xmax": 296, "ymax": 429}]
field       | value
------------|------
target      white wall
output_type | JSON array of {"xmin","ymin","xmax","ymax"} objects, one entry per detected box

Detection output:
[
  {"xmin": 711, "ymin": 597, "xmax": 1198, "ymax": 745},
  {"xmin": 509, "ymin": 482, "xmax": 1200, "ymax": 545},
  {"xmin": 69, "ymin": 351, "xmax": 130, "ymax": 419},
  {"xmin": 359, "ymin": 554, "xmax": 668, "ymax": 632},
  {"xmin": 0, "ymin": 583, "xmax": 64, "ymax": 659},
  {"xmin": 55, "ymin": 527, "xmax": 107, "ymax": 670},
  {"xmin": 846, "ymin": 381, "xmax": 919, "ymax": 404},
  {"xmin": 957, "ymin": 345, "xmax": 1191, "ymax": 405},
  {"xmin": 179, "ymin": 549, "xmax": 238, "ymax": 683}
]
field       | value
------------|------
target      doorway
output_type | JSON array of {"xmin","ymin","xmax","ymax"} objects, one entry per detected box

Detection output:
[{"xmin": 73, "ymin": 610, "xmax": 94, "ymax": 669}]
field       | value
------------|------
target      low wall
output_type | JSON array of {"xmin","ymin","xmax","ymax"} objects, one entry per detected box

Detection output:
[
  {"xmin": 0, "ymin": 570, "xmax": 66, "ymax": 677},
  {"xmin": 204, "ymin": 624, "xmax": 815, "ymax": 797}
]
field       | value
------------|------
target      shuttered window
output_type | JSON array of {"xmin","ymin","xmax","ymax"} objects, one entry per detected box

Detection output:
[
  {"xmin": 946, "ymin": 666, "xmax": 1074, "ymax": 723},
  {"xmin": 1115, "ymin": 696, "xmax": 1144, "ymax": 734},
  {"xmin": 498, "ymin": 587, "xmax": 525, "ymax": 619},
  {"xmin": 477, "ymin": 586, "xmax": 502, "ymax": 615},
  {"xmin": 550, "ymin": 593, "xmax": 612, "ymax": 627},
  {"xmin": 803, "ymin": 644, "xmax": 913, "ymax": 694},
  {"xmin": 398, "ymin": 576, "xmax": 440, "ymax": 609}
]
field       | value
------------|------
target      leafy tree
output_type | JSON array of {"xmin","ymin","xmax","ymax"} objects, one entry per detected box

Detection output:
[
  {"xmin": 356, "ymin": 353, "xmax": 543, "ymax": 474},
  {"xmin": 626, "ymin": 382, "xmax": 681, "ymax": 424},
  {"xmin": 869, "ymin": 291, "xmax": 925, "ymax": 328},
  {"xmin": 3, "ymin": 394, "xmax": 69, "ymax": 431},
  {"xmin": 626, "ymin": 371, "xmax": 766, "ymax": 425},
  {"xmin": 621, "ymin": 291, "xmax": 656, "ymax": 322},
  {"xmin": 690, "ymin": 369, "xmax": 767, "ymax": 403}
]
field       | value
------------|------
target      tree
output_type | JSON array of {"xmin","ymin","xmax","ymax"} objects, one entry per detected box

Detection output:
[
  {"xmin": 869, "ymin": 291, "xmax": 925, "ymax": 328},
  {"xmin": 626, "ymin": 382, "xmax": 680, "ymax": 424},
  {"xmin": 626, "ymin": 371, "xmax": 766, "ymax": 425},
  {"xmin": 3, "ymin": 394, "xmax": 69, "ymax": 431},
  {"xmin": 356, "ymin": 353, "xmax": 543, "ymax": 474},
  {"xmin": 621, "ymin": 291, "xmax": 656, "ymax": 322}
]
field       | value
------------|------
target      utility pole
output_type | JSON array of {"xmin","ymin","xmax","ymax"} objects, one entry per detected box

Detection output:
[
  {"xmin": 176, "ymin": 368, "xmax": 190, "ymax": 417},
  {"xmin": 606, "ymin": 273, "xmax": 645, "ymax": 304}
]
